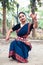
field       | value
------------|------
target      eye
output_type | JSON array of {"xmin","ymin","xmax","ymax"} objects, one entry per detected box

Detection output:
[
  {"xmin": 19, "ymin": 15, "xmax": 24, "ymax": 18},
  {"xmin": 19, "ymin": 16, "xmax": 21, "ymax": 18},
  {"xmin": 19, "ymin": 14, "xmax": 25, "ymax": 18},
  {"xmin": 22, "ymin": 15, "xmax": 24, "ymax": 17}
]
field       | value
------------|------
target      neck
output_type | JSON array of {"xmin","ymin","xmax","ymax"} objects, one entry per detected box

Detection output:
[{"xmin": 21, "ymin": 21, "xmax": 26, "ymax": 25}]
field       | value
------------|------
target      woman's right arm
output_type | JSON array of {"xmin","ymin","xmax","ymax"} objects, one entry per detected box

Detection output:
[
  {"xmin": 6, "ymin": 23, "xmax": 20, "ymax": 41},
  {"xmin": 6, "ymin": 29, "xmax": 13, "ymax": 41}
]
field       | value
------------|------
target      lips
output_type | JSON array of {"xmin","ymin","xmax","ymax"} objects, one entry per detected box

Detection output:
[{"xmin": 21, "ymin": 18, "xmax": 24, "ymax": 21}]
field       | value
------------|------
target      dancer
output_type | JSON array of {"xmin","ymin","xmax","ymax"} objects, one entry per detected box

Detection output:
[{"xmin": 6, "ymin": 12, "xmax": 38, "ymax": 63}]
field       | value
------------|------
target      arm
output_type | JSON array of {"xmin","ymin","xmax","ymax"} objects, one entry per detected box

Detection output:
[
  {"xmin": 33, "ymin": 21, "xmax": 38, "ymax": 29},
  {"xmin": 6, "ymin": 29, "xmax": 13, "ymax": 41},
  {"xmin": 32, "ymin": 14, "xmax": 38, "ymax": 28},
  {"xmin": 6, "ymin": 23, "xmax": 20, "ymax": 41}
]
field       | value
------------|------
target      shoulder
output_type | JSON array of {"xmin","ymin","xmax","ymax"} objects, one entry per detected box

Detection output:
[
  {"xmin": 12, "ymin": 23, "xmax": 21, "ymax": 31},
  {"xmin": 13, "ymin": 23, "xmax": 20, "ymax": 28}
]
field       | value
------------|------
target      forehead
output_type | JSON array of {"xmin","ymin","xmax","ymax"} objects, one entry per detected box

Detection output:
[{"xmin": 19, "ymin": 13, "xmax": 25, "ymax": 16}]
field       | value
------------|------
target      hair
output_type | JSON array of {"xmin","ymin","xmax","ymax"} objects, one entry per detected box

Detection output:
[{"xmin": 18, "ymin": 12, "xmax": 26, "ymax": 17}]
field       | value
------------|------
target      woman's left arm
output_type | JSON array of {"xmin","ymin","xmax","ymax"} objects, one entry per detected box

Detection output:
[{"xmin": 33, "ymin": 21, "xmax": 38, "ymax": 29}]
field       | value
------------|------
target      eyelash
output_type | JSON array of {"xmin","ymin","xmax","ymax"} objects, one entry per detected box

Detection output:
[{"xmin": 19, "ymin": 15, "xmax": 24, "ymax": 18}]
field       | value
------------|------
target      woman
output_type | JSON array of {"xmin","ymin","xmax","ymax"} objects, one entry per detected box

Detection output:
[{"xmin": 6, "ymin": 12, "xmax": 38, "ymax": 63}]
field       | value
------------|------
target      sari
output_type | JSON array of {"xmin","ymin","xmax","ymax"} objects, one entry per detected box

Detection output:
[{"xmin": 9, "ymin": 23, "xmax": 32, "ymax": 63}]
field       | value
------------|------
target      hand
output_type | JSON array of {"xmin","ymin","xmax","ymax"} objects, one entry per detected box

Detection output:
[{"xmin": 6, "ymin": 36, "xmax": 10, "ymax": 41}]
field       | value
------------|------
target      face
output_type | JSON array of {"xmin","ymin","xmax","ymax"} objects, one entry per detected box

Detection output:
[{"xmin": 19, "ymin": 13, "xmax": 26, "ymax": 24}]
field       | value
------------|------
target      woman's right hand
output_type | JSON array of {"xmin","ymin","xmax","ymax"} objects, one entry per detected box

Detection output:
[{"xmin": 6, "ymin": 35, "xmax": 10, "ymax": 41}]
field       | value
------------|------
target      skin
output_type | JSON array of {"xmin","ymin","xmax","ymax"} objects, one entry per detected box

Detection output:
[
  {"xmin": 19, "ymin": 13, "xmax": 26, "ymax": 24},
  {"xmin": 6, "ymin": 13, "xmax": 38, "ymax": 41}
]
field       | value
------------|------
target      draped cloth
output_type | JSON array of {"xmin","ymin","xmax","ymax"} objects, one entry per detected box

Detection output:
[{"xmin": 9, "ymin": 23, "xmax": 32, "ymax": 63}]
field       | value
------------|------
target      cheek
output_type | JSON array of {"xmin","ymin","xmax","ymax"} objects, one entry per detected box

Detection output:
[
  {"xmin": 20, "ymin": 18, "xmax": 24, "ymax": 21},
  {"xmin": 19, "ymin": 18, "xmax": 22, "ymax": 21}
]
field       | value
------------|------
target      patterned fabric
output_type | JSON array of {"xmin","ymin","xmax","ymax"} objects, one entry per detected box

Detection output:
[{"xmin": 9, "ymin": 23, "xmax": 33, "ymax": 63}]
